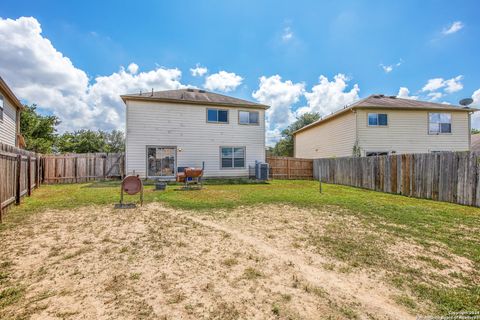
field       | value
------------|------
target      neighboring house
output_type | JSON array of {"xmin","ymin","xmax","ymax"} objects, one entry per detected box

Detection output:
[
  {"xmin": 0, "ymin": 76, "xmax": 23, "ymax": 147},
  {"xmin": 471, "ymin": 134, "xmax": 480, "ymax": 152},
  {"xmin": 294, "ymin": 94, "xmax": 478, "ymax": 158},
  {"xmin": 121, "ymin": 89, "xmax": 269, "ymax": 179}
]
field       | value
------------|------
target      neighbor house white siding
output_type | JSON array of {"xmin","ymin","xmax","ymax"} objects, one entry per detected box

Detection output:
[
  {"xmin": 0, "ymin": 93, "xmax": 17, "ymax": 147},
  {"xmin": 125, "ymin": 100, "xmax": 266, "ymax": 178},
  {"xmin": 356, "ymin": 109, "xmax": 470, "ymax": 155},
  {"xmin": 294, "ymin": 111, "xmax": 356, "ymax": 159}
]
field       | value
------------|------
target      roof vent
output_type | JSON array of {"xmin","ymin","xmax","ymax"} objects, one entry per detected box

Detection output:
[
  {"xmin": 199, "ymin": 89, "xmax": 206, "ymax": 93},
  {"xmin": 187, "ymin": 88, "xmax": 195, "ymax": 92},
  {"xmin": 389, "ymin": 95, "xmax": 396, "ymax": 99}
]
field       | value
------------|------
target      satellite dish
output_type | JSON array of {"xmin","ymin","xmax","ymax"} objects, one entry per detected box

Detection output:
[{"xmin": 459, "ymin": 98, "xmax": 473, "ymax": 107}]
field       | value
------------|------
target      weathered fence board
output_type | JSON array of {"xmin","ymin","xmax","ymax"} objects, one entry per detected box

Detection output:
[
  {"xmin": 314, "ymin": 152, "xmax": 480, "ymax": 207},
  {"xmin": 0, "ymin": 143, "xmax": 41, "ymax": 221},
  {"xmin": 266, "ymin": 156, "xmax": 313, "ymax": 180},
  {"xmin": 42, "ymin": 153, "xmax": 124, "ymax": 184}
]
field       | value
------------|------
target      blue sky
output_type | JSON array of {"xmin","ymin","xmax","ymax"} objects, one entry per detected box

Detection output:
[{"xmin": 1, "ymin": 0, "xmax": 479, "ymax": 143}]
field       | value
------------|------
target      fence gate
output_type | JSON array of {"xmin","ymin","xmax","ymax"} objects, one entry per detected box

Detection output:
[{"xmin": 266, "ymin": 156, "xmax": 313, "ymax": 180}]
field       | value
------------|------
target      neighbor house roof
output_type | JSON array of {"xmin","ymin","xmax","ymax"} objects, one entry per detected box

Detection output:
[
  {"xmin": 121, "ymin": 89, "xmax": 270, "ymax": 109},
  {"xmin": 294, "ymin": 94, "xmax": 478, "ymax": 135},
  {"xmin": 0, "ymin": 76, "xmax": 24, "ymax": 111},
  {"xmin": 471, "ymin": 134, "xmax": 480, "ymax": 152}
]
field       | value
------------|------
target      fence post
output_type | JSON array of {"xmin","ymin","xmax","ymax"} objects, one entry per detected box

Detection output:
[
  {"xmin": 15, "ymin": 154, "xmax": 21, "ymax": 205},
  {"xmin": 287, "ymin": 158, "xmax": 291, "ymax": 179},
  {"xmin": 74, "ymin": 157, "xmax": 78, "ymax": 183},
  {"xmin": 35, "ymin": 156, "xmax": 40, "ymax": 188},
  {"xmin": 103, "ymin": 155, "xmax": 107, "ymax": 179},
  {"xmin": 27, "ymin": 156, "xmax": 32, "ymax": 196}
]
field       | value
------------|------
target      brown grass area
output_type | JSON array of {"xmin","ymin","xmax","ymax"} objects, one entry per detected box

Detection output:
[{"xmin": 1, "ymin": 203, "xmax": 474, "ymax": 319}]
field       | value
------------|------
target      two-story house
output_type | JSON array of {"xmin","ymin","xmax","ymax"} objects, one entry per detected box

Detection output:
[
  {"xmin": 294, "ymin": 94, "xmax": 478, "ymax": 158},
  {"xmin": 121, "ymin": 89, "xmax": 269, "ymax": 179},
  {"xmin": 0, "ymin": 76, "xmax": 24, "ymax": 147}
]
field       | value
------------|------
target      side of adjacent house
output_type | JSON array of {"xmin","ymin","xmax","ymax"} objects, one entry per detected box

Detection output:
[
  {"xmin": 294, "ymin": 95, "xmax": 477, "ymax": 158},
  {"xmin": 122, "ymin": 89, "xmax": 269, "ymax": 179},
  {"xmin": 0, "ymin": 76, "xmax": 23, "ymax": 147}
]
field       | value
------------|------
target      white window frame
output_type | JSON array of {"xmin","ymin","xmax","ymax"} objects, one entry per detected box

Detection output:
[
  {"xmin": 220, "ymin": 146, "xmax": 246, "ymax": 169},
  {"xmin": 428, "ymin": 112, "xmax": 452, "ymax": 135},
  {"xmin": 238, "ymin": 110, "xmax": 260, "ymax": 125},
  {"xmin": 207, "ymin": 108, "xmax": 229, "ymax": 124},
  {"xmin": 367, "ymin": 113, "xmax": 388, "ymax": 127}
]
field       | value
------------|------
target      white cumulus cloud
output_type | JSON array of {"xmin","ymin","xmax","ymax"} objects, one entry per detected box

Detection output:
[
  {"xmin": 204, "ymin": 71, "xmax": 243, "ymax": 92},
  {"xmin": 444, "ymin": 75, "xmax": 463, "ymax": 93},
  {"xmin": 299, "ymin": 74, "xmax": 360, "ymax": 116},
  {"xmin": 127, "ymin": 63, "xmax": 139, "ymax": 74},
  {"xmin": 252, "ymin": 75, "xmax": 305, "ymax": 145},
  {"xmin": 282, "ymin": 27, "xmax": 293, "ymax": 41},
  {"xmin": 471, "ymin": 88, "xmax": 480, "ymax": 128},
  {"xmin": 397, "ymin": 87, "xmax": 418, "ymax": 100},
  {"xmin": 0, "ymin": 16, "xmax": 184, "ymax": 132},
  {"xmin": 422, "ymin": 78, "xmax": 445, "ymax": 92},
  {"xmin": 442, "ymin": 21, "xmax": 464, "ymax": 35},
  {"xmin": 190, "ymin": 64, "xmax": 208, "ymax": 77},
  {"xmin": 380, "ymin": 59, "xmax": 402, "ymax": 74},
  {"xmin": 421, "ymin": 75, "xmax": 463, "ymax": 101}
]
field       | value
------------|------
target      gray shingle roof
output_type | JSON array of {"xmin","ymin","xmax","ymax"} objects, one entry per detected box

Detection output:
[
  {"xmin": 352, "ymin": 94, "xmax": 476, "ymax": 111},
  {"xmin": 294, "ymin": 94, "xmax": 478, "ymax": 135},
  {"xmin": 121, "ymin": 89, "xmax": 269, "ymax": 109}
]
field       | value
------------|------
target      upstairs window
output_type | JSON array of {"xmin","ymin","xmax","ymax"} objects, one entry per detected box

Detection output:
[
  {"xmin": 429, "ymin": 113, "xmax": 451, "ymax": 134},
  {"xmin": 207, "ymin": 108, "xmax": 228, "ymax": 123},
  {"xmin": 368, "ymin": 113, "xmax": 388, "ymax": 126},
  {"xmin": 0, "ymin": 95, "xmax": 3, "ymax": 121},
  {"xmin": 239, "ymin": 111, "xmax": 259, "ymax": 125},
  {"xmin": 221, "ymin": 147, "xmax": 245, "ymax": 169}
]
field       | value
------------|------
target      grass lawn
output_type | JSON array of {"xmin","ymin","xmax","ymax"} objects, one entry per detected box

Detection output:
[{"xmin": 1, "ymin": 179, "xmax": 479, "ymax": 317}]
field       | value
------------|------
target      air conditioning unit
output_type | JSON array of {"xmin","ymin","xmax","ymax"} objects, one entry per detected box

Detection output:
[{"xmin": 255, "ymin": 162, "xmax": 269, "ymax": 181}]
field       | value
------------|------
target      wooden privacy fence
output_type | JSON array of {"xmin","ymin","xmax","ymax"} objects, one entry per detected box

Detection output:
[
  {"xmin": 314, "ymin": 152, "xmax": 480, "ymax": 207},
  {"xmin": 266, "ymin": 156, "xmax": 313, "ymax": 180},
  {"xmin": 0, "ymin": 143, "xmax": 42, "ymax": 221},
  {"xmin": 43, "ymin": 153, "xmax": 124, "ymax": 184}
]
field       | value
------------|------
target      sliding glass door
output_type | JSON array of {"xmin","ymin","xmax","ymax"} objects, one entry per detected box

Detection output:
[{"xmin": 147, "ymin": 146, "xmax": 176, "ymax": 177}]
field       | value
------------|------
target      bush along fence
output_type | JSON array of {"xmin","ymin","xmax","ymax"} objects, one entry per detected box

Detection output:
[
  {"xmin": 0, "ymin": 143, "xmax": 42, "ymax": 222},
  {"xmin": 314, "ymin": 151, "xmax": 480, "ymax": 207},
  {"xmin": 266, "ymin": 156, "xmax": 313, "ymax": 180},
  {"xmin": 42, "ymin": 153, "xmax": 124, "ymax": 184}
]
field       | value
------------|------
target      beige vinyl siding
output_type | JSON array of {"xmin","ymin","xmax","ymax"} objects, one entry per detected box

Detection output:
[
  {"xmin": 0, "ymin": 92, "xmax": 17, "ymax": 146},
  {"xmin": 357, "ymin": 109, "xmax": 470, "ymax": 155},
  {"xmin": 125, "ymin": 100, "xmax": 265, "ymax": 178},
  {"xmin": 294, "ymin": 111, "xmax": 356, "ymax": 159}
]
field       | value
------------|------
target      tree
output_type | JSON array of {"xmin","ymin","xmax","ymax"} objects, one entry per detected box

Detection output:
[
  {"xmin": 102, "ymin": 130, "xmax": 125, "ymax": 153},
  {"xmin": 472, "ymin": 128, "xmax": 480, "ymax": 135},
  {"xmin": 56, "ymin": 130, "xmax": 107, "ymax": 153},
  {"xmin": 20, "ymin": 104, "xmax": 60, "ymax": 153},
  {"xmin": 271, "ymin": 112, "xmax": 321, "ymax": 157},
  {"xmin": 56, "ymin": 129, "xmax": 125, "ymax": 153}
]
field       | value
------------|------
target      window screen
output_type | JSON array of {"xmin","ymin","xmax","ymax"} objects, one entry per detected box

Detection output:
[
  {"xmin": 368, "ymin": 113, "xmax": 388, "ymax": 126},
  {"xmin": 207, "ymin": 109, "xmax": 228, "ymax": 123},
  {"xmin": 429, "ymin": 113, "xmax": 451, "ymax": 134},
  {"xmin": 221, "ymin": 147, "xmax": 245, "ymax": 168}
]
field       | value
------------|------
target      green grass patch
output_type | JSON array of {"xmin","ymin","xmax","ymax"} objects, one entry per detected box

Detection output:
[
  {"xmin": 2, "ymin": 179, "xmax": 480, "ymax": 314},
  {"xmin": 0, "ymin": 287, "xmax": 24, "ymax": 309}
]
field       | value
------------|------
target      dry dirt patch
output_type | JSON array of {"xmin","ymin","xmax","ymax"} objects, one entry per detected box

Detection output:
[{"xmin": 1, "ymin": 203, "xmax": 458, "ymax": 319}]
